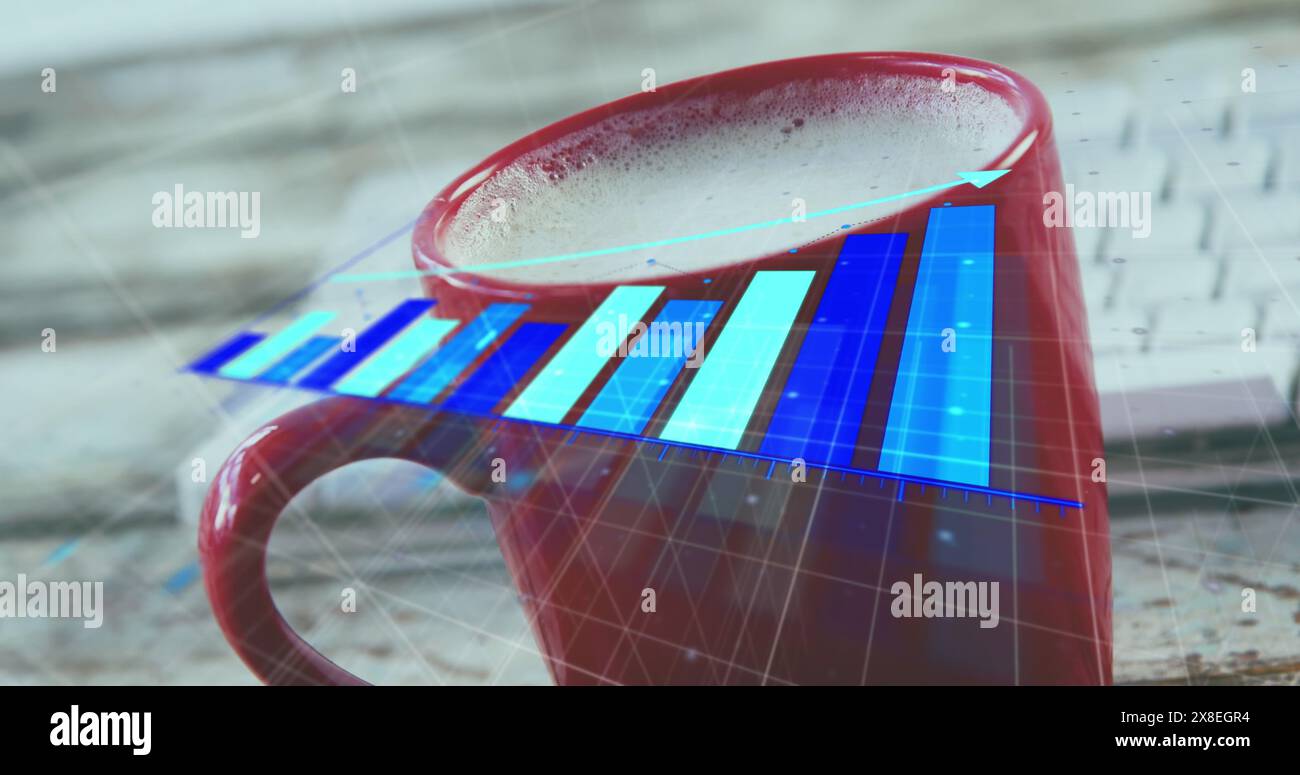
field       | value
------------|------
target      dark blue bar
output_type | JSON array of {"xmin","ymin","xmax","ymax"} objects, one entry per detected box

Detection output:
[
  {"xmin": 388, "ymin": 303, "xmax": 530, "ymax": 403},
  {"xmin": 578, "ymin": 299, "xmax": 721, "ymax": 435},
  {"xmin": 296, "ymin": 299, "xmax": 436, "ymax": 390},
  {"xmin": 759, "ymin": 232, "xmax": 907, "ymax": 465},
  {"xmin": 259, "ymin": 335, "xmax": 340, "ymax": 384},
  {"xmin": 441, "ymin": 322, "xmax": 568, "ymax": 415},
  {"xmin": 188, "ymin": 332, "xmax": 265, "ymax": 373}
]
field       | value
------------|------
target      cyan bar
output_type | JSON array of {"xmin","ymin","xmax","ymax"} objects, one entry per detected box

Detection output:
[
  {"xmin": 759, "ymin": 233, "xmax": 906, "ymax": 465},
  {"xmin": 220, "ymin": 311, "xmax": 337, "ymax": 379},
  {"xmin": 442, "ymin": 322, "xmax": 568, "ymax": 415},
  {"xmin": 259, "ymin": 335, "xmax": 340, "ymax": 384},
  {"xmin": 578, "ymin": 299, "xmax": 722, "ymax": 435},
  {"xmin": 189, "ymin": 332, "xmax": 265, "ymax": 373},
  {"xmin": 503, "ymin": 285, "xmax": 664, "ymax": 423},
  {"xmin": 297, "ymin": 299, "xmax": 436, "ymax": 390},
  {"xmin": 879, "ymin": 205, "xmax": 995, "ymax": 487},
  {"xmin": 388, "ymin": 303, "xmax": 529, "ymax": 404},
  {"xmin": 333, "ymin": 317, "xmax": 460, "ymax": 397},
  {"xmin": 659, "ymin": 270, "xmax": 815, "ymax": 449}
]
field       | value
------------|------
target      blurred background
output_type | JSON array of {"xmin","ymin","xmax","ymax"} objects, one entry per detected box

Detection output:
[{"xmin": 1, "ymin": 0, "xmax": 1298, "ymax": 684}]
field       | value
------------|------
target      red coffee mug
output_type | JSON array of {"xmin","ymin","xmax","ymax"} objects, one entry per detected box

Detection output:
[{"xmin": 200, "ymin": 52, "xmax": 1111, "ymax": 685}]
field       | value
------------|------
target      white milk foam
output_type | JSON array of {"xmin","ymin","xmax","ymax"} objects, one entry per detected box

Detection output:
[{"xmin": 443, "ymin": 74, "xmax": 1022, "ymax": 283}]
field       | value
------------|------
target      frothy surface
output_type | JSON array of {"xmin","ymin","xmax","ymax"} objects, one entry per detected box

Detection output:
[{"xmin": 442, "ymin": 74, "xmax": 1021, "ymax": 283}]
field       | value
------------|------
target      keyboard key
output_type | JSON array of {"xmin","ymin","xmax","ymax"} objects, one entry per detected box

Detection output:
[
  {"xmin": 1049, "ymin": 82, "xmax": 1136, "ymax": 147},
  {"xmin": 1218, "ymin": 248, "xmax": 1300, "ymax": 299},
  {"xmin": 1209, "ymin": 194, "xmax": 1300, "ymax": 250},
  {"xmin": 1260, "ymin": 296, "xmax": 1300, "ymax": 344},
  {"xmin": 1179, "ymin": 69, "xmax": 1267, "ymax": 141},
  {"xmin": 1148, "ymin": 300, "xmax": 1259, "ymax": 350},
  {"xmin": 1101, "ymin": 201, "xmax": 1212, "ymax": 264},
  {"xmin": 1230, "ymin": 84, "xmax": 1300, "ymax": 134},
  {"xmin": 1169, "ymin": 139, "xmax": 1274, "ymax": 198},
  {"xmin": 1095, "ymin": 347, "xmax": 1298, "ymax": 440},
  {"xmin": 1060, "ymin": 147, "xmax": 1170, "ymax": 199},
  {"xmin": 1110, "ymin": 258, "xmax": 1220, "ymax": 306}
]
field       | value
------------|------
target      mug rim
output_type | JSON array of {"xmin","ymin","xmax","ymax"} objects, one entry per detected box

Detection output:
[{"xmin": 411, "ymin": 51, "xmax": 1052, "ymax": 300}]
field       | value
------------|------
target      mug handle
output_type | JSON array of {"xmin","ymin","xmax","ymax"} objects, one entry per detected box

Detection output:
[{"xmin": 198, "ymin": 396, "xmax": 489, "ymax": 686}]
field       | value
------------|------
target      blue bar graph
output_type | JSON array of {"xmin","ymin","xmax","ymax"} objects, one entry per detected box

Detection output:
[
  {"xmin": 297, "ymin": 300, "xmax": 436, "ymax": 390},
  {"xmin": 189, "ymin": 332, "xmax": 265, "ymax": 373},
  {"xmin": 334, "ymin": 317, "xmax": 461, "ymax": 397},
  {"xmin": 259, "ymin": 335, "xmax": 340, "ymax": 384},
  {"xmin": 388, "ymin": 304, "xmax": 529, "ymax": 404},
  {"xmin": 220, "ymin": 311, "xmax": 336, "ymax": 379},
  {"xmin": 879, "ymin": 205, "xmax": 995, "ymax": 487},
  {"xmin": 442, "ymin": 322, "xmax": 568, "ymax": 415},
  {"xmin": 578, "ymin": 299, "xmax": 721, "ymax": 435},
  {"xmin": 504, "ymin": 285, "xmax": 664, "ymax": 423},
  {"xmin": 182, "ymin": 221, "xmax": 1093, "ymax": 510},
  {"xmin": 759, "ymin": 233, "xmax": 906, "ymax": 465},
  {"xmin": 659, "ymin": 271, "xmax": 815, "ymax": 449}
]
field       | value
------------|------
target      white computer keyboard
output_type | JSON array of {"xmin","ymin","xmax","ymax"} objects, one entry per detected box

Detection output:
[{"xmin": 1050, "ymin": 70, "xmax": 1300, "ymax": 442}]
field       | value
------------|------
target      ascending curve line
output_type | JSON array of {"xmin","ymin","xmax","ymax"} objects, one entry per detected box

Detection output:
[{"xmin": 329, "ymin": 169, "xmax": 1012, "ymax": 283}]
